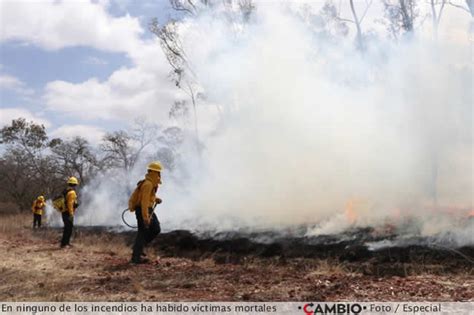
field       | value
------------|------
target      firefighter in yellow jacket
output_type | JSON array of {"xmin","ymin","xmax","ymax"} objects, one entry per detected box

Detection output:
[
  {"xmin": 61, "ymin": 177, "xmax": 79, "ymax": 248},
  {"xmin": 32, "ymin": 195, "xmax": 45, "ymax": 228},
  {"xmin": 128, "ymin": 161, "xmax": 163, "ymax": 264}
]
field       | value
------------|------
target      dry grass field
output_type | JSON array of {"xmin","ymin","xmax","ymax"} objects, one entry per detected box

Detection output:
[{"xmin": 0, "ymin": 213, "xmax": 473, "ymax": 301}]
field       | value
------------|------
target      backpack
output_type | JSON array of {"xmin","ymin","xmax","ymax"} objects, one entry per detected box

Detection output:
[
  {"xmin": 52, "ymin": 188, "xmax": 74, "ymax": 212},
  {"xmin": 128, "ymin": 180, "xmax": 145, "ymax": 212}
]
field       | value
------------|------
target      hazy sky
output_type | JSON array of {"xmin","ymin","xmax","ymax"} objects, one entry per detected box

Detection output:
[
  {"xmin": 0, "ymin": 0, "xmax": 471, "ymax": 144},
  {"xmin": 1, "ymin": 0, "xmax": 178, "ymax": 143}
]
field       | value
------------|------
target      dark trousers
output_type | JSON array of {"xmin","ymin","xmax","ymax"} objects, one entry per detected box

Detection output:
[
  {"xmin": 33, "ymin": 214, "xmax": 42, "ymax": 228},
  {"xmin": 61, "ymin": 212, "xmax": 74, "ymax": 247},
  {"xmin": 132, "ymin": 207, "xmax": 160, "ymax": 260}
]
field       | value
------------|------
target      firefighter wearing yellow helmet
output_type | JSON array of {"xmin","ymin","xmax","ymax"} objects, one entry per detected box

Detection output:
[
  {"xmin": 31, "ymin": 195, "xmax": 46, "ymax": 229},
  {"xmin": 128, "ymin": 161, "xmax": 163, "ymax": 264},
  {"xmin": 61, "ymin": 176, "xmax": 79, "ymax": 248}
]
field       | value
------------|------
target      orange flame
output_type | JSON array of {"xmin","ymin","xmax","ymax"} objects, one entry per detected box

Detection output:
[{"xmin": 345, "ymin": 200, "xmax": 358, "ymax": 225}]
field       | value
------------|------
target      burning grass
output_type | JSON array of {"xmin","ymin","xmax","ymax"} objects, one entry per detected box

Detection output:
[{"xmin": 0, "ymin": 212, "xmax": 472, "ymax": 301}]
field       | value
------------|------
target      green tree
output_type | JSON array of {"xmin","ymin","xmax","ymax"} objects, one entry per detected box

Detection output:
[{"xmin": 0, "ymin": 118, "xmax": 59, "ymax": 210}]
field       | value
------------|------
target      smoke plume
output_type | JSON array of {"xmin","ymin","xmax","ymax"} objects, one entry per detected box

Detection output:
[{"xmin": 76, "ymin": 2, "xmax": 472, "ymax": 245}]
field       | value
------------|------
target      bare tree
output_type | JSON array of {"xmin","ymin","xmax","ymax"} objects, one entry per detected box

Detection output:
[
  {"xmin": 318, "ymin": 1, "xmax": 350, "ymax": 41},
  {"xmin": 348, "ymin": 0, "xmax": 373, "ymax": 50},
  {"xmin": 101, "ymin": 131, "xmax": 136, "ymax": 171},
  {"xmin": 150, "ymin": 17, "xmax": 201, "ymax": 150},
  {"xmin": 301, "ymin": 1, "xmax": 369, "ymax": 50},
  {"xmin": 447, "ymin": 0, "xmax": 474, "ymax": 36},
  {"xmin": 150, "ymin": 0, "xmax": 255, "ymax": 154},
  {"xmin": 400, "ymin": 0, "xmax": 416, "ymax": 31},
  {"xmin": 155, "ymin": 126, "xmax": 186, "ymax": 172},
  {"xmin": 447, "ymin": 0, "xmax": 474, "ymax": 16},
  {"xmin": 51, "ymin": 137, "xmax": 98, "ymax": 185},
  {"xmin": 430, "ymin": 0, "xmax": 447, "ymax": 40},
  {"xmin": 381, "ymin": 0, "xmax": 420, "ymax": 40},
  {"xmin": 169, "ymin": 0, "xmax": 253, "ymax": 19},
  {"xmin": 169, "ymin": 0, "xmax": 208, "ymax": 15},
  {"xmin": 100, "ymin": 119, "xmax": 159, "ymax": 171}
]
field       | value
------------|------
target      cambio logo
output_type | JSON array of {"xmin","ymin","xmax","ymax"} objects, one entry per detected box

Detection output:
[{"xmin": 299, "ymin": 303, "xmax": 365, "ymax": 314}]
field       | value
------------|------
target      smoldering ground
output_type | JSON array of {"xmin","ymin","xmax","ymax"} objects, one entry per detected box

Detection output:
[{"xmin": 71, "ymin": 2, "xmax": 472, "ymax": 246}]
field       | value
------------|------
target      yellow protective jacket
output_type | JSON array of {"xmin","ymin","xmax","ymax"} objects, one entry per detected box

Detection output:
[
  {"xmin": 31, "ymin": 199, "xmax": 45, "ymax": 215},
  {"xmin": 65, "ymin": 189, "xmax": 78, "ymax": 216},
  {"xmin": 128, "ymin": 172, "xmax": 161, "ymax": 224}
]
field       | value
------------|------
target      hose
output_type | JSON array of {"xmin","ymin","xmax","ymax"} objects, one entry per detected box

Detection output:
[
  {"xmin": 121, "ymin": 203, "xmax": 159, "ymax": 229},
  {"xmin": 121, "ymin": 208, "xmax": 137, "ymax": 229}
]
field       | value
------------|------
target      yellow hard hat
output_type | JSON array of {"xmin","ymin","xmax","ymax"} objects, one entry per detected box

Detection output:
[
  {"xmin": 38, "ymin": 196, "xmax": 45, "ymax": 201},
  {"xmin": 147, "ymin": 161, "xmax": 163, "ymax": 173},
  {"xmin": 67, "ymin": 176, "xmax": 79, "ymax": 185}
]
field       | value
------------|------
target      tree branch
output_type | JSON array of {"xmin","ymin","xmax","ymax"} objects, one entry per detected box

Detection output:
[{"xmin": 447, "ymin": 1, "xmax": 470, "ymax": 13}]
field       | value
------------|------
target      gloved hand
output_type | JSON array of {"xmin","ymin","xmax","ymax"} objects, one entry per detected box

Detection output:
[
  {"xmin": 69, "ymin": 215, "xmax": 74, "ymax": 222},
  {"xmin": 155, "ymin": 197, "xmax": 162, "ymax": 204}
]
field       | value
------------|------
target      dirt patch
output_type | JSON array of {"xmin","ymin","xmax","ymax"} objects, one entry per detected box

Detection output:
[{"xmin": 0, "ymin": 216, "xmax": 472, "ymax": 301}]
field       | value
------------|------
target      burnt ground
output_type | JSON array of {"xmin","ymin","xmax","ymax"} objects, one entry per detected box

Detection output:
[
  {"xmin": 1, "ymin": 215, "xmax": 473, "ymax": 301},
  {"xmin": 88, "ymin": 226, "xmax": 474, "ymax": 277}
]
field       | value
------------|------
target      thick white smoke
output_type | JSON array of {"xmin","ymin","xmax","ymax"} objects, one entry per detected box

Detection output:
[{"xmin": 78, "ymin": 2, "xmax": 472, "ymax": 245}]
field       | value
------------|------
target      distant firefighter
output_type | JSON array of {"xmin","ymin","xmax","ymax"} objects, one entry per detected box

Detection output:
[
  {"xmin": 60, "ymin": 176, "xmax": 80, "ymax": 248},
  {"xmin": 31, "ymin": 195, "xmax": 45, "ymax": 228},
  {"xmin": 128, "ymin": 161, "xmax": 163, "ymax": 264}
]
